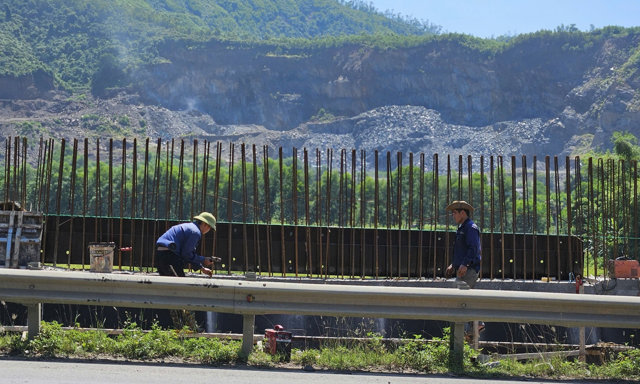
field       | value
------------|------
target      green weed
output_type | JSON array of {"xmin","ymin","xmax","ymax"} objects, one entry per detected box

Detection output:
[{"xmin": 1, "ymin": 321, "xmax": 640, "ymax": 381}]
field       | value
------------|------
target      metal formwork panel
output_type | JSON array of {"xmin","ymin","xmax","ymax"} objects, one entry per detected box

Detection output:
[{"xmin": 0, "ymin": 210, "xmax": 43, "ymax": 268}]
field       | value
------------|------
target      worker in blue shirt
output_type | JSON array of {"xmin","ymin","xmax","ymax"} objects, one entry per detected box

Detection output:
[
  {"xmin": 156, "ymin": 212, "xmax": 219, "ymax": 277},
  {"xmin": 445, "ymin": 200, "xmax": 482, "ymax": 288},
  {"xmin": 445, "ymin": 200, "xmax": 484, "ymax": 340}
]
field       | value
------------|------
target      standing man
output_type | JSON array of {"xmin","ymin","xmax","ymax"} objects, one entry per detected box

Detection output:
[
  {"xmin": 156, "ymin": 212, "xmax": 219, "ymax": 277},
  {"xmin": 445, "ymin": 200, "xmax": 484, "ymax": 343},
  {"xmin": 445, "ymin": 200, "xmax": 482, "ymax": 289}
]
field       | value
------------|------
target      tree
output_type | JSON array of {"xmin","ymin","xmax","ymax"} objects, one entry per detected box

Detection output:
[
  {"xmin": 612, "ymin": 131, "xmax": 640, "ymax": 161},
  {"xmin": 90, "ymin": 53, "xmax": 126, "ymax": 97}
]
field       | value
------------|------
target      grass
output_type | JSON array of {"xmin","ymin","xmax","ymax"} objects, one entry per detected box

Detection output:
[{"xmin": 1, "ymin": 321, "xmax": 640, "ymax": 381}]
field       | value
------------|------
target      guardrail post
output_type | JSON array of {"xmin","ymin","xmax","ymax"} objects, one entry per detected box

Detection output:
[
  {"xmin": 26, "ymin": 303, "xmax": 41, "ymax": 340},
  {"xmin": 449, "ymin": 321, "xmax": 465, "ymax": 371},
  {"xmin": 241, "ymin": 272, "xmax": 257, "ymax": 357}
]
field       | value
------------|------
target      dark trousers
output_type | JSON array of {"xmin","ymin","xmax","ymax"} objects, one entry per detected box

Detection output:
[
  {"xmin": 157, "ymin": 250, "xmax": 185, "ymax": 277},
  {"xmin": 156, "ymin": 250, "xmax": 198, "ymax": 330}
]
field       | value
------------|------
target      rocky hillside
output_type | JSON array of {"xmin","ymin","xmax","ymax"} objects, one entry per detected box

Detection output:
[
  {"xmin": 0, "ymin": 1, "xmax": 638, "ymax": 164},
  {"xmin": 2, "ymin": 29, "xmax": 639, "ymax": 164}
]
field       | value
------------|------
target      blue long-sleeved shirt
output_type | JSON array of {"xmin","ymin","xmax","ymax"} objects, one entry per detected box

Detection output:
[
  {"xmin": 452, "ymin": 218, "xmax": 482, "ymax": 272},
  {"xmin": 156, "ymin": 222, "xmax": 205, "ymax": 268}
]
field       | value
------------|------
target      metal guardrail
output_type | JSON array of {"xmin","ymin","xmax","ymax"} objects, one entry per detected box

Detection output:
[{"xmin": 1, "ymin": 269, "xmax": 640, "ymax": 368}]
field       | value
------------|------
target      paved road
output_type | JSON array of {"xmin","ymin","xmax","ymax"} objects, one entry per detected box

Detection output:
[{"xmin": 0, "ymin": 358, "xmax": 618, "ymax": 384}]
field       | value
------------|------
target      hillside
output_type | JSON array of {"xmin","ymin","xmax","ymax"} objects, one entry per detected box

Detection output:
[
  {"xmin": 0, "ymin": 0, "xmax": 437, "ymax": 88},
  {"xmin": 0, "ymin": 1, "xmax": 639, "ymax": 163}
]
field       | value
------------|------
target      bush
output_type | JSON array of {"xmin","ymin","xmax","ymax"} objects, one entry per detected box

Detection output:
[
  {"xmin": 115, "ymin": 322, "xmax": 183, "ymax": 359},
  {"xmin": 182, "ymin": 336, "xmax": 240, "ymax": 364}
]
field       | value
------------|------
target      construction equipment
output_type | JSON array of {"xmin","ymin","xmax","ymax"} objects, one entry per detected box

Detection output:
[
  {"xmin": 0, "ymin": 204, "xmax": 44, "ymax": 268},
  {"xmin": 264, "ymin": 324, "xmax": 292, "ymax": 360},
  {"xmin": 608, "ymin": 257, "xmax": 640, "ymax": 279}
]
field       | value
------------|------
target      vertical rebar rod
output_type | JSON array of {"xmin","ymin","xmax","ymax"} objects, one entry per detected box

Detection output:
[
  {"xmin": 9, "ymin": 137, "xmax": 15, "ymax": 206},
  {"xmin": 489, "ymin": 156, "xmax": 494, "ymax": 279},
  {"xmin": 10, "ymin": 137, "xmax": 16, "ymax": 205},
  {"xmin": 360, "ymin": 149, "xmax": 366, "ymax": 279},
  {"xmin": 16, "ymin": 137, "xmax": 21, "ymax": 206},
  {"xmin": 498, "ymin": 156, "xmax": 505, "ymax": 280},
  {"xmin": 279, "ymin": 147, "xmax": 285, "ymax": 276},
  {"xmin": 130, "ymin": 139, "xmax": 137, "ymax": 270},
  {"xmin": 151, "ymin": 139, "xmax": 162, "ymax": 272},
  {"xmin": 445, "ymin": 155, "xmax": 451, "ymax": 269},
  {"xmin": 34, "ymin": 137, "xmax": 44, "ymax": 212},
  {"xmin": 625, "ymin": 160, "xmax": 632, "ymax": 257},
  {"xmin": 21, "ymin": 138, "xmax": 27, "ymax": 208},
  {"xmin": 199, "ymin": 141, "xmax": 209, "ymax": 263},
  {"xmin": 241, "ymin": 144, "xmax": 249, "ymax": 272},
  {"xmin": 18, "ymin": 138, "xmax": 24, "ymax": 207},
  {"xmin": 253, "ymin": 144, "xmax": 261, "ymax": 275},
  {"xmin": 263, "ymin": 145, "xmax": 272, "ymax": 276},
  {"xmin": 141, "ymin": 139, "xmax": 149, "ymax": 270},
  {"xmin": 292, "ymin": 147, "xmax": 299, "ymax": 277},
  {"xmin": 633, "ymin": 160, "xmax": 638, "ymax": 260},
  {"xmin": 192, "ymin": 140, "xmax": 198, "ymax": 220},
  {"xmin": 42, "ymin": 139, "xmax": 54, "ymax": 264},
  {"xmin": 467, "ymin": 156, "xmax": 473, "ymax": 205},
  {"xmin": 479, "ymin": 156, "xmax": 484, "ymax": 278},
  {"xmin": 53, "ymin": 139, "xmax": 66, "ymax": 266},
  {"xmin": 612, "ymin": 159, "xmax": 618, "ymax": 261},
  {"xmin": 599, "ymin": 158, "xmax": 606, "ymax": 278},
  {"xmin": 201, "ymin": 141, "xmax": 209, "ymax": 213},
  {"xmin": 82, "ymin": 139, "xmax": 88, "ymax": 268},
  {"xmin": 565, "ymin": 156, "xmax": 574, "ymax": 274},
  {"xmin": 67, "ymin": 139, "xmax": 78, "ymax": 267},
  {"xmin": 386, "ymin": 151, "xmax": 391, "ymax": 278},
  {"xmin": 304, "ymin": 148, "xmax": 312, "ymax": 277},
  {"xmin": 52, "ymin": 139, "xmax": 65, "ymax": 267},
  {"xmin": 18, "ymin": 137, "xmax": 23, "ymax": 206},
  {"xmin": 339, "ymin": 149, "xmax": 345, "ymax": 278},
  {"xmin": 108, "ymin": 140, "xmax": 114, "ymax": 243},
  {"xmin": 350, "ymin": 149, "xmax": 356, "ymax": 278},
  {"xmin": 511, "ymin": 156, "xmax": 517, "ymax": 279},
  {"xmin": 622, "ymin": 159, "xmax": 629, "ymax": 257},
  {"xmin": 589, "ymin": 158, "xmax": 595, "ymax": 277},
  {"xmin": 95, "ymin": 138, "xmax": 101, "ymax": 242},
  {"xmin": 324, "ymin": 148, "xmax": 332, "ymax": 279},
  {"xmin": 315, "ymin": 149, "xmax": 322, "ymax": 278},
  {"xmin": 119, "ymin": 139, "xmax": 126, "ymax": 270},
  {"xmin": 9, "ymin": 136, "xmax": 19, "ymax": 201},
  {"xmin": 432, "ymin": 154, "xmax": 439, "ymax": 279},
  {"xmin": 457, "ymin": 155, "xmax": 463, "ymax": 200},
  {"xmin": 3, "ymin": 138, "xmax": 9, "ymax": 203},
  {"xmin": 554, "ymin": 156, "xmax": 561, "ymax": 279},
  {"xmin": 213, "ymin": 142, "xmax": 222, "ymax": 273},
  {"xmin": 228, "ymin": 143, "xmax": 235, "ymax": 275},
  {"xmin": 166, "ymin": 139, "xmax": 175, "ymax": 222},
  {"xmin": 178, "ymin": 140, "xmax": 185, "ymax": 220},
  {"xmin": 574, "ymin": 157, "xmax": 583, "ymax": 270},
  {"xmin": 522, "ymin": 156, "xmax": 529, "ymax": 280},
  {"xmin": 407, "ymin": 153, "xmax": 413, "ymax": 279},
  {"xmin": 374, "ymin": 150, "xmax": 379, "ymax": 279},
  {"xmin": 396, "ymin": 152, "xmax": 403, "ymax": 278},
  {"xmin": 532, "ymin": 157, "xmax": 538, "ymax": 280},
  {"xmin": 418, "ymin": 153, "xmax": 425, "ymax": 278},
  {"xmin": 545, "ymin": 156, "xmax": 551, "ymax": 279}
]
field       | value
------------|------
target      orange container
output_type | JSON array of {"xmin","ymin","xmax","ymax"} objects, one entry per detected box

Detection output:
[{"xmin": 608, "ymin": 259, "xmax": 640, "ymax": 278}]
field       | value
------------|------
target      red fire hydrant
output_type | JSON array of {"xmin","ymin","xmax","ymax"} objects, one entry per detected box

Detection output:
[{"xmin": 264, "ymin": 324, "xmax": 292, "ymax": 360}]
